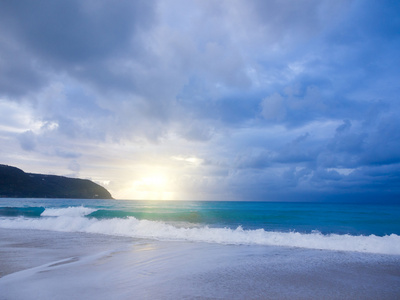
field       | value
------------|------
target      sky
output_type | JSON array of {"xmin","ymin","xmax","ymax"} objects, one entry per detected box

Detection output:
[{"xmin": 0, "ymin": 0, "xmax": 399, "ymax": 201}]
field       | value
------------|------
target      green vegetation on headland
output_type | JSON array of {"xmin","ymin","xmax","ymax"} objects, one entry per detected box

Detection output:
[{"xmin": 0, "ymin": 164, "xmax": 112, "ymax": 199}]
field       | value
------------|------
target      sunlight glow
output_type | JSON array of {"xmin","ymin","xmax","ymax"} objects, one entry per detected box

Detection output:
[
  {"xmin": 138, "ymin": 176, "xmax": 167, "ymax": 187},
  {"xmin": 124, "ymin": 173, "xmax": 175, "ymax": 200}
]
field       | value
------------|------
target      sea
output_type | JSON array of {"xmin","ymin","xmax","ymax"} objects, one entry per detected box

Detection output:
[{"xmin": 1, "ymin": 198, "xmax": 400, "ymax": 299}]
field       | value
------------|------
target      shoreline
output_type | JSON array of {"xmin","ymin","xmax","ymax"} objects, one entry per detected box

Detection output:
[{"xmin": 1, "ymin": 228, "xmax": 400, "ymax": 299}]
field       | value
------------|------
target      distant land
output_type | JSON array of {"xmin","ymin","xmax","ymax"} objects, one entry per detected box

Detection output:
[{"xmin": 0, "ymin": 164, "xmax": 112, "ymax": 199}]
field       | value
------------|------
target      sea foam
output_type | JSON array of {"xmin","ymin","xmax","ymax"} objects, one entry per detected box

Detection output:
[
  {"xmin": 1, "ymin": 208, "xmax": 399, "ymax": 255},
  {"xmin": 40, "ymin": 206, "xmax": 97, "ymax": 217}
]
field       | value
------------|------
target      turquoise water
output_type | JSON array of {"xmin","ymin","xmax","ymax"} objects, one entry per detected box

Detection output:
[
  {"xmin": 0, "ymin": 198, "xmax": 399, "ymax": 235},
  {"xmin": 1, "ymin": 198, "xmax": 400, "ymax": 254}
]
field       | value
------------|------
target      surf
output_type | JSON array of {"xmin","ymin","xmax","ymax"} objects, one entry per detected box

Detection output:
[{"xmin": 0, "ymin": 206, "xmax": 399, "ymax": 255}]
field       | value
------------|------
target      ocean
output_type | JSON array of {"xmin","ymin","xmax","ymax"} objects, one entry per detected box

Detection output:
[{"xmin": 1, "ymin": 198, "xmax": 400, "ymax": 299}]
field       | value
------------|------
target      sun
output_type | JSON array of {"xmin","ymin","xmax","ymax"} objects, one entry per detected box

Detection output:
[
  {"xmin": 125, "ymin": 174, "xmax": 175, "ymax": 200},
  {"xmin": 139, "ymin": 176, "xmax": 167, "ymax": 187}
]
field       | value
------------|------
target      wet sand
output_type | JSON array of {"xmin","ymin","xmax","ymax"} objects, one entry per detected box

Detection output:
[{"xmin": 1, "ymin": 228, "xmax": 400, "ymax": 299}]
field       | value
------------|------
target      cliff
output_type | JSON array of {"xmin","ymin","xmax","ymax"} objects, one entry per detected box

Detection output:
[{"xmin": 0, "ymin": 164, "xmax": 113, "ymax": 199}]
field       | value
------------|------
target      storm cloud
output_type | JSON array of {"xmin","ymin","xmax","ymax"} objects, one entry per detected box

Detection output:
[{"xmin": 0, "ymin": 0, "xmax": 399, "ymax": 200}]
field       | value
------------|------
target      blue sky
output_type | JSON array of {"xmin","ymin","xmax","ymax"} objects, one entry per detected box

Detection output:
[{"xmin": 0, "ymin": 0, "xmax": 399, "ymax": 201}]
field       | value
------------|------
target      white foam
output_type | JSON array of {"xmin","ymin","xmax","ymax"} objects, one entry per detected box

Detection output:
[
  {"xmin": 0, "ymin": 215, "xmax": 399, "ymax": 255},
  {"xmin": 41, "ymin": 206, "xmax": 97, "ymax": 217}
]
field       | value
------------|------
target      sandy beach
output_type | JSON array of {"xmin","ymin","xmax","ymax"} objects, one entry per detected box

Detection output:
[{"xmin": 1, "ymin": 228, "xmax": 400, "ymax": 300}]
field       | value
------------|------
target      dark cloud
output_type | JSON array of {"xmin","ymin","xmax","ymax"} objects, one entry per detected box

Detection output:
[
  {"xmin": 0, "ymin": 0, "xmax": 154, "ymax": 64},
  {"xmin": 235, "ymin": 149, "xmax": 273, "ymax": 170},
  {"xmin": 0, "ymin": 0, "xmax": 156, "ymax": 99},
  {"xmin": 0, "ymin": 0, "xmax": 399, "ymax": 200},
  {"xmin": 328, "ymin": 121, "xmax": 366, "ymax": 156},
  {"xmin": 0, "ymin": 44, "xmax": 46, "ymax": 98}
]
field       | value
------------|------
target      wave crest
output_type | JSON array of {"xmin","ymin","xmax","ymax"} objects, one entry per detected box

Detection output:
[
  {"xmin": 0, "ymin": 214, "xmax": 399, "ymax": 255},
  {"xmin": 40, "ymin": 206, "xmax": 97, "ymax": 217}
]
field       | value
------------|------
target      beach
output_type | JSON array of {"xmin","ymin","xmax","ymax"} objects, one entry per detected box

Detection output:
[
  {"xmin": 1, "ymin": 199, "xmax": 400, "ymax": 299},
  {"xmin": 1, "ymin": 228, "xmax": 400, "ymax": 300},
  {"xmin": 2, "ymin": 1, "xmax": 400, "ymax": 298}
]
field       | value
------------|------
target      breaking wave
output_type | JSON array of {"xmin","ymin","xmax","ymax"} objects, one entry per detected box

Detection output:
[
  {"xmin": 0, "ymin": 206, "xmax": 399, "ymax": 255},
  {"xmin": 40, "ymin": 206, "xmax": 97, "ymax": 217}
]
